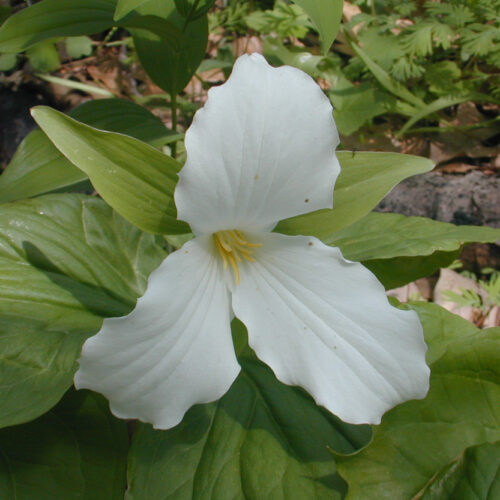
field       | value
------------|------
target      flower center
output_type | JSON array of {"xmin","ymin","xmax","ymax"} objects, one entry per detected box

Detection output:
[{"xmin": 214, "ymin": 230, "xmax": 262, "ymax": 285}]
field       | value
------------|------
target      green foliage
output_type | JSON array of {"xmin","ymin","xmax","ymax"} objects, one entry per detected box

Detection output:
[
  {"xmin": 442, "ymin": 268, "xmax": 500, "ymax": 313},
  {"xmin": 330, "ymin": 81, "xmax": 396, "ymax": 135},
  {"xmin": 126, "ymin": 320, "xmax": 370, "ymax": 500},
  {"xmin": 0, "ymin": 389, "xmax": 128, "ymax": 499},
  {"xmin": 245, "ymin": 1, "xmax": 312, "ymax": 39},
  {"xmin": 0, "ymin": 0, "xmax": 117, "ymax": 53},
  {"xmin": 0, "ymin": 51, "xmax": 16, "ymax": 70},
  {"xmin": 0, "ymin": 0, "xmax": 208, "ymax": 101},
  {"xmin": 327, "ymin": 212, "xmax": 500, "ymax": 262},
  {"xmin": 292, "ymin": 0, "xmax": 343, "ymax": 52},
  {"xmin": 243, "ymin": 0, "xmax": 343, "ymax": 52},
  {"xmin": 0, "ymin": 5, "xmax": 10, "ymax": 26},
  {"xmin": 0, "ymin": 2, "xmax": 499, "ymax": 499},
  {"xmin": 337, "ymin": 302, "xmax": 500, "ymax": 499},
  {"xmin": 0, "ymin": 99, "xmax": 176, "ymax": 203},
  {"xmin": 129, "ymin": 0, "xmax": 209, "ymax": 96},
  {"xmin": 64, "ymin": 36, "xmax": 93, "ymax": 59},
  {"xmin": 335, "ymin": 0, "xmax": 500, "ymax": 132},
  {"xmin": 242, "ymin": 0, "xmax": 498, "ymax": 134},
  {"xmin": 419, "ymin": 441, "xmax": 500, "ymax": 499},
  {"xmin": 366, "ymin": 251, "xmax": 461, "ymax": 290},
  {"xmin": 32, "ymin": 106, "xmax": 189, "ymax": 235},
  {"xmin": 325, "ymin": 212, "xmax": 500, "ymax": 288},
  {"xmin": 26, "ymin": 40, "xmax": 60, "ymax": 72},
  {"xmin": 276, "ymin": 151, "xmax": 434, "ymax": 239},
  {"xmin": 208, "ymin": 0, "xmax": 252, "ymax": 34},
  {"xmin": 0, "ymin": 195, "xmax": 166, "ymax": 428},
  {"xmin": 174, "ymin": 0, "xmax": 216, "ymax": 21},
  {"xmin": 114, "ymin": 0, "xmax": 153, "ymax": 20}
]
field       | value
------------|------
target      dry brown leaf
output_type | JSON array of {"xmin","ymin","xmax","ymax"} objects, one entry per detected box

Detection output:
[
  {"xmin": 387, "ymin": 281, "xmax": 429, "ymax": 303},
  {"xmin": 233, "ymin": 36, "xmax": 263, "ymax": 57},
  {"xmin": 430, "ymin": 102, "xmax": 500, "ymax": 166},
  {"xmin": 87, "ymin": 64, "xmax": 120, "ymax": 93},
  {"xmin": 343, "ymin": 1, "xmax": 362, "ymax": 23}
]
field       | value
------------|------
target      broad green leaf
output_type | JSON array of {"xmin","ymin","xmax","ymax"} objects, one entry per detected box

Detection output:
[
  {"xmin": 364, "ymin": 250, "xmax": 460, "ymax": 290},
  {"xmin": 275, "ymin": 152, "xmax": 434, "ymax": 239},
  {"xmin": 0, "ymin": 194, "xmax": 166, "ymax": 428},
  {"xmin": 398, "ymin": 96, "xmax": 466, "ymax": 137},
  {"xmin": 32, "ymin": 106, "xmax": 189, "ymax": 234},
  {"xmin": 419, "ymin": 441, "xmax": 500, "ymax": 499},
  {"xmin": 118, "ymin": 12, "xmax": 183, "ymax": 48},
  {"xmin": 174, "ymin": 0, "xmax": 215, "ymax": 20},
  {"xmin": 114, "ymin": 0, "xmax": 150, "ymax": 20},
  {"xmin": 70, "ymin": 98, "xmax": 176, "ymax": 147},
  {"xmin": 336, "ymin": 303, "xmax": 500, "ymax": 500},
  {"xmin": 0, "ymin": 52, "xmax": 16, "ymax": 71},
  {"xmin": 65, "ymin": 35, "xmax": 93, "ymax": 59},
  {"xmin": 326, "ymin": 212, "xmax": 500, "ymax": 261},
  {"xmin": 26, "ymin": 39, "xmax": 60, "ymax": 72},
  {"xmin": 330, "ymin": 83, "xmax": 396, "ymax": 135},
  {"xmin": 0, "ymin": 389, "xmax": 128, "ymax": 500},
  {"xmin": 292, "ymin": 0, "xmax": 343, "ymax": 53},
  {"xmin": 397, "ymin": 92, "xmax": 497, "ymax": 137},
  {"xmin": 356, "ymin": 29, "xmax": 404, "ymax": 70},
  {"xmin": 0, "ymin": 98, "xmax": 174, "ymax": 203},
  {"xmin": 127, "ymin": 320, "xmax": 371, "ymax": 500},
  {"xmin": 131, "ymin": 0, "xmax": 208, "ymax": 95},
  {"xmin": 0, "ymin": 6, "xmax": 10, "ymax": 26},
  {"xmin": 0, "ymin": 0, "xmax": 176, "ymax": 56},
  {"xmin": 0, "ymin": 0, "xmax": 117, "ymax": 53},
  {"xmin": 326, "ymin": 212, "xmax": 500, "ymax": 289},
  {"xmin": 408, "ymin": 302, "xmax": 479, "ymax": 365}
]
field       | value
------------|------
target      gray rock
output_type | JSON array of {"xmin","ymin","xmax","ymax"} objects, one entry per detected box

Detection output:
[{"xmin": 377, "ymin": 171, "xmax": 500, "ymax": 228}]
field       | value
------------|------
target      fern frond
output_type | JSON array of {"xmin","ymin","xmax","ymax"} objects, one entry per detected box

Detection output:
[
  {"xmin": 461, "ymin": 24, "xmax": 500, "ymax": 57},
  {"xmin": 358, "ymin": 28, "xmax": 403, "ymax": 68},
  {"xmin": 431, "ymin": 22, "xmax": 454, "ymax": 50},
  {"xmin": 245, "ymin": 0, "xmax": 312, "ymax": 38},
  {"xmin": 441, "ymin": 288, "xmax": 483, "ymax": 309},
  {"xmin": 425, "ymin": 60, "xmax": 462, "ymax": 94},
  {"xmin": 391, "ymin": 57, "xmax": 425, "ymax": 81},
  {"xmin": 395, "ymin": 1, "xmax": 417, "ymax": 17},
  {"xmin": 486, "ymin": 48, "xmax": 500, "ymax": 67},
  {"xmin": 475, "ymin": 0, "xmax": 500, "ymax": 22},
  {"xmin": 425, "ymin": 2, "xmax": 475, "ymax": 27},
  {"xmin": 401, "ymin": 23, "xmax": 434, "ymax": 56}
]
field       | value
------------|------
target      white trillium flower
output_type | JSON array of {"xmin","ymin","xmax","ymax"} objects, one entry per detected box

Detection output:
[{"xmin": 75, "ymin": 54, "xmax": 430, "ymax": 429}]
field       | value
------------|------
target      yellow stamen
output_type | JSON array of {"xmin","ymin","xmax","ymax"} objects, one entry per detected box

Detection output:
[{"xmin": 214, "ymin": 230, "xmax": 262, "ymax": 285}]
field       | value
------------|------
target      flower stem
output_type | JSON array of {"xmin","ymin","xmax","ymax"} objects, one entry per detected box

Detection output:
[{"xmin": 171, "ymin": 93, "xmax": 177, "ymax": 159}]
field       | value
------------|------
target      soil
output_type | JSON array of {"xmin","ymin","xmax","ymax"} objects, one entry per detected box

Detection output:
[{"xmin": 0, "ymin": 83, "xmax": 52, "ymax": 167}]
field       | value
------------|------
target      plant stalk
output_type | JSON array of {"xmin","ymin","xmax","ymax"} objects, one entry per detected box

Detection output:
[{"xmin": 171, "ymin": 93, "xmax": 178, "ymax": 158}]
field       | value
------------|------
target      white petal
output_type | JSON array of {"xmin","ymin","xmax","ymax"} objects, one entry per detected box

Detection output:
[
  {"xmin": 175, "ymin": 53, "xmax": 340, "ymax": 235},
  {"xmin": 232, "ymin": 232, "xmax": 429, "ymax": 425},
  {"xmin": 74, "ymin": 236, "xmax": 240, "ymax": 429}
]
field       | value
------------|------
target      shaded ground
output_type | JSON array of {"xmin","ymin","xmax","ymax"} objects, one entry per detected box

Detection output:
[{"xmin": 0, "ymin": 84, "xmax": 52, "ymax": 167}]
